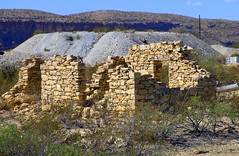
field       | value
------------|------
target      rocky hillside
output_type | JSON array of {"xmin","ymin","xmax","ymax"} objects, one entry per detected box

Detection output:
[
  {"xmin": 0, "ymin": 31, "xmax": 221, "ymax": 66},
  {"xmin": 1, "ymin": 9, "xmax": 239, "ymax": 51}
]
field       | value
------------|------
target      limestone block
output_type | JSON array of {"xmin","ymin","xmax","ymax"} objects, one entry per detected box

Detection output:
[
  {"xmin": 42, "ymin": 105, "xmax": 51, "ymax": 111},
  {"xmin": 49, "ymin": 66, "xmax": 55, "ymax": 70}
]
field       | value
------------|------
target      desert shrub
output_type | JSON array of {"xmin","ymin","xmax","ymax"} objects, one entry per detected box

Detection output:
[
  {"xmin": 33, "ymin": 30, "xmax": 45, "ymax": 35},
  {"xmin": 0, "ymin": 102, "xmax": 91, "ymax": 155},
  {"xmin": 76, "ymin": 34, "xmax": 81, "ymax": 40},
  {"xmin": 121, "ymin": 29, "xmax": 136, "ymax": 33},
  {"xmin": 93, "ymin": 26, "xmax": 113, "ymax": 32},
  {"xmin": 96, "ymin": 33, "xmax": 105, "ymax": 40},
  {"xmin": 72, "ymin": 31, "xmax": 79, "ymax": 34},
  {"xmin": 0, "ymin": 118, "xmax": 95, "ymax": 156},
  {"xmin": 129, "ymin": 105, "xmax": 181, "ymax": 142},
  {"xmin": 44, "ymin": 48, "xmax": 50, "ymax": 52},
  {"xmin": 223, "ymin": 96, "xmax": 239, "ymax": 124},
  {"xmin": 182, "ymin": 96, "xmax": 239, "ymax": 133},
  {"xmin": 4, "ymin": 48, "xmax": 13, "ymax": 52},
  {"xmin": 145, "ymin": 29, "xmax": 158, "ymax": 32},
  {"xmin": 47, "ymin": 144, "xmax": 85, "ymax": 156},
  {"xmin": 87, "ymin": 104, "xmax": 181, "ymax": 155},
  {"xmin": 231, "ymin": 42, "xmax": 239, "ymax": 49},
  {"xmin": 0, "ymin": 121, "xmax": 45, "ymax": 155},
  {"xmin": 66, "ymin": 35, "xmax": 74, "ymax": 42},
  {"xmin": 231, "ymin": 53, "xmax": 239, "ymax": 57},
  {"xmin": 0, "ymin": 65, "xmax": 19, "ymax": 95}
]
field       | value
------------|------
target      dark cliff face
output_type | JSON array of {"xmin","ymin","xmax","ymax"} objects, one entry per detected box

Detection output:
[
  {"xmin": 1, "ymin": 9, "xmax": 239, "ymax": 51},
  {"xmin": 0, "ymin": 21, "xmax": 180, "ymax": 51},
  {"xmin": 0, "ymin": 21, "xmax": 76, "ymax": 50},
  {"xmin": 0, "ymin": 21, "xmax": 34, "ymax": 50}
]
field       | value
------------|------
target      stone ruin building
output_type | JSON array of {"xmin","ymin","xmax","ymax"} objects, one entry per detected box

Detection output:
[{"xmin": 1, "ymin": 41, "xmax": 217, "ymax": 119}]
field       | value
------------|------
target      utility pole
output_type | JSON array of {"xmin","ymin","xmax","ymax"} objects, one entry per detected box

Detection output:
[{"xmin": 199, "ymin": 15, "xmax": 201, "ymax": 39}]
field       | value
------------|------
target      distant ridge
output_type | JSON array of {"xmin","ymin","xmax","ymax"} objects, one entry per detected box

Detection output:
[
  {"xmin": 0, "ymin": 9, "xmax": 239, "ymax": 50},
  {"xmin": 0, "ymin": 9, "xmax": 61, "ymax": 21},
  {"xmin": 0, "ymin": 9, "xmax": 194, "ymax": 22}
]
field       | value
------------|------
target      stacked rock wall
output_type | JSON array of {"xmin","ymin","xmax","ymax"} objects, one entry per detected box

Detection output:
[
  {"xmin": 41, "ymin": 55, "xmax": 86, "ymax": 106},
  {"xmin": 169, "ymin": 60, "xmax": 216, "ymax": 98},
  {"xmin": 2, "ymin": 58, "xmax": 44, "ymax": 103},
  {"xmin": 124, "ymin": 41, "xmax": 216, "ymax": 98},
  {"xmin": 104, "ymin": 65, "xmax": 195, "ymax": 118},
  {"xmin": 1, "ymin": 41, "xmax": 217, "ymax": 120},
  {"xmin": 124, "ymin": 41, "xmax": 216, "ymax": 88},
  {"xmin": 90, "ymin": 41, "xmax": 217, "ymax": 118},
  {"xmin": 124, "ymin": 41, "xmax": 188, "ymax": 75},
  {"xmin": 87, "ymin": 56, "xmax": 127, "ymax": 101},
  {"xmin": 135, "ymin": 75, "xmax": 170, "ymax": 106},
  {"xmin": 104, "ymin": 65, "xmax": 137, "ymax": 118}
]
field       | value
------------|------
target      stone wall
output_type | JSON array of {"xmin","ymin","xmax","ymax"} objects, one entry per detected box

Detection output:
[
  {"xmin": 124, "ymin": 41, "xmax": 216, "ymax": 90},
  {"xmin": 169, "ymin": 60, "xmax": 216, "ymax": 98},
  {"xmin": 86, "ymin": 56, "xmax": 127, "ymax": 101},
  {"xmin": 2, "ymin": 58, "xmax": 44, "ymax": 106},
  {"xmin": 41, "ymin": 55, "xmax": 86, "ymax": 106},
  {"xmin": 103, "ymin": 64, "xmax": 200, "ymax": 118},
  {"xmin": 88, "ymin": 41, "xmax": 217, "ymax": 117},
  {"xmin": 124, "ymin": 41, "xmax": 188, "ymax": 75},
  {"xmin": 104, "ymin": 65, "xmax": 137, "ymax": 118},
  {"xmin": 1, "ymin": 41, "xmax": 217, "ymax": 120}
]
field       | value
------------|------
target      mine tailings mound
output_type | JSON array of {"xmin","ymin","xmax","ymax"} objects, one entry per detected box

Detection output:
[{"xmin": 0, "ymin": 31, "xmax": 221, "ymax": 66}]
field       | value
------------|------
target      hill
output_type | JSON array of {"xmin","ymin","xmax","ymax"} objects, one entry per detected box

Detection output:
[
  {"xmin": 1, "ymin": 9, "xmax": 239, "ymax": 51},
  {"xmin": 0, "ymin": 31, "xmax": 221, "ymax": 66}
]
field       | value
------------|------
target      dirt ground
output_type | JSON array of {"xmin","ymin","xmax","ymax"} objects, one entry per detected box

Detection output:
[
  {"xmin": 167, "ymin": 140, "xmax": 239, "ymax": 156},
  {"xmin": 163, "ymin": 123, "xmax": 239, "ymax": 156},
  {"xmin": 1, "ymin": 110, "xmax": 239, "ymax": 156}
]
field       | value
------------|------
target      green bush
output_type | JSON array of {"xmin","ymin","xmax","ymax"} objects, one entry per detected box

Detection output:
[
  {"xmin": 0, "ymin": 103, "xmax": 94, "ymax": 155},
  {"xmin": 231, "ymin": 42, "xmax": 239, "ymax": 49},
  {"xmin": 231, "ymin": 53, "xmax": 239, "ymax": 57},
  {"xmin": 47, "ymin": 144, "xmax": 85, "ymax": 156},
  {"xmin": 0, "ymin": 122, "xmax": 42, "ymax": 155},
  {"xmin": 0, "ymin": 120, "xmax": 96, "ymax": 156},
  {"xmin": 0, "ymin": 65, "xmax": 19, "ymax": 95}
]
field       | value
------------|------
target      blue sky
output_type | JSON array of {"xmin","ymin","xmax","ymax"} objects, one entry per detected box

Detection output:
[{"xmin": 1, "ymin": 0, "xmax": 239, "ymax": 21}]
